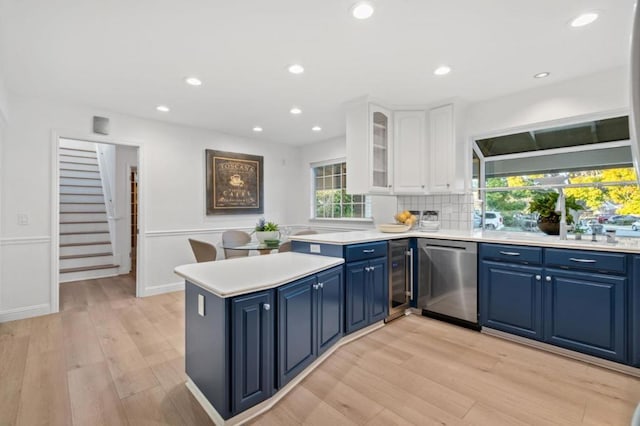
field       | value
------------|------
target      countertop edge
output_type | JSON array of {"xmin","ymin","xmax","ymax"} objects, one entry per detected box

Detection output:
[
  {"xmin": 174, "ymin": 257, "xmax": 345, "ymax": 298},
  {"xmin": 289, "ymin": 231, "xmax": 640, "ymax": 253}
]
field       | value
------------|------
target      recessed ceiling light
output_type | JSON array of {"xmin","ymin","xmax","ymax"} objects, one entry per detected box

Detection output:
[
  {"xmin": 288, "ymin": 64, "xmax": 304, "ymax": 74},
  {"xmin": 156, "ymin": 105, "xmax": 170, "ymax": 112},
  {"xmin": 290, "ymin": 107, "xmax": 302, "ymax": 115},
  {"xmin": 534, "ymin": 72, "xmax": 550, "ymax": 79},
  {"xmin": 434, "ymin": 65, "xmax": 452, "ymax": 76},
  {"xmin": 570, "ymin": 12, "xmax": 599, "ymax": 27},
  {"xmin": 312, "ymin": 126, "xmax": 322, "ymax": 132},
  {"xmin": 351, "ymin": 1, "xmax": 374, "ymax": 20},
  {"xmin": 253, "ymin": 126, "xmax": 263, "ymax": 132},
  {"xmin": 185, "ymin": 77, "xmax": 202, "ymax": 86}
]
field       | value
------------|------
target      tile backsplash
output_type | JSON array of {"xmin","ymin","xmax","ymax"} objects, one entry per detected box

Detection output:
[{"xmin": 397, "ymin": 193, "xmax": 474, "ymax": 230}]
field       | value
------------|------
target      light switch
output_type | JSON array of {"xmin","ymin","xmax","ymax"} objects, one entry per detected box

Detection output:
[
  {"xmin": 198, "ymin": 294, "xmax": 205, "ymax": 317},
  {"xmin": 310, "ymin": 244, "xmax": 321, "ymax": 254},
  {"xmin": 17, "ymin": 213, "xmax": 29, "ymax": 225}
]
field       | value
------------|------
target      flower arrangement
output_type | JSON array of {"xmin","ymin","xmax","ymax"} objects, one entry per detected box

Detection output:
[{"xmin": 255, "ymin": 217, "xmax": 279, "ymax": 232}]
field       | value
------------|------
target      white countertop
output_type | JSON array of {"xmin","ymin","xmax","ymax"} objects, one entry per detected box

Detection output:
[
  {"xmin": 290, "ymin": 229, "xmax": 640, "ymax": 253},
  {"xmin": 174, "ymin": 252, "xmax": 345, "ymax": 298}
]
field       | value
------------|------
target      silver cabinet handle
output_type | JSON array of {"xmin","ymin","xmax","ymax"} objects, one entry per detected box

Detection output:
[
  {"xmin": 406, "ymin": 248, "xmax": 414, "ymax": 300},
  {"xmin": 313, "ymin": 284, "xmax": 319, "ymax": 290},
  {"xmin": 535, "ymin": 275, "xmax": 541, "ymax": 281},
  {"xmin": 569, "ymin": 258, "xmax": 597, "ymax": 263},
  {"xmin": 363, "ymin": 249, "xmax": 375, "ymax": 253},
  {"xmin": 318, "ymin": 282, "xmax": 324, "ymax": 289},
  {"xmin": 545, "ymin": 276, "xmax": 552, "ymax": 282},
  {"xmin": 499, "ymin": 251, "xmax": 521, "ymax": 256},
  {"xmin": 263, "ymin": 303, "xmax": 271, "ymax": 311}
]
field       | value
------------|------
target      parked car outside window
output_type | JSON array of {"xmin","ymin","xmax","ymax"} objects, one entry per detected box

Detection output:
[{"xmin": 484, "ymin": 212, "xmax": 504, "ymax": 230}]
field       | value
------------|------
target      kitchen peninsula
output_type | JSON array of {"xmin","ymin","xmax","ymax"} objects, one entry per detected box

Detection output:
[{"xmin": 176, "ymin": 228, "xmax": 640, "ymax": 425}]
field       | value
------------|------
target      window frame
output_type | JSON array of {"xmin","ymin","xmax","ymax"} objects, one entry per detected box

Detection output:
[
  {"xmin": 309, "ymin": 158, "xmax": 372, "ymax": 222},
  {"xmin": 470, "ymin": 108, "xmax": 637, "ymax": 230}
]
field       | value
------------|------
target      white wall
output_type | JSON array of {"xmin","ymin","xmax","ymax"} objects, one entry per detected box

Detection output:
[
  {"xmin": 291, "ymin": 136, "xmax": 397, "ymax": 227},
  {"xmin": 465, "ymin": 67, "xmax": 629, "ymax": 138},
  {"xmin": 0, "ymin": 94, "xmax": 299, "ymax": 321},
  {"xmin": 0, "ymin": 67, "xmax": 8, "ymax": 123}
]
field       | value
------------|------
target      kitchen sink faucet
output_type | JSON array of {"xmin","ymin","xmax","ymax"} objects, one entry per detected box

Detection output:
[{"xmin": 555, "ymin": 188, "xmax": 568, "ymax": 241}]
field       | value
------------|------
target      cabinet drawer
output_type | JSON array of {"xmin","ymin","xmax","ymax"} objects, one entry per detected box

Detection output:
[
  {"xmin": 545, "ymin": 249, "xmax": 626, "ymax": 274},
  {"xmin": 480, "ymin": 244, "xmax": 542, "ymax": 265},
  {"xmin": 345, "ymin": 241, "xmax": 387, "ymax": 262}
]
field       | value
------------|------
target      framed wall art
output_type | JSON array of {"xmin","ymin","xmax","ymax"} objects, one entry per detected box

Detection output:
[{"xmin": 206, "ymin": 149, "xmax": 264, "ymax": 215}]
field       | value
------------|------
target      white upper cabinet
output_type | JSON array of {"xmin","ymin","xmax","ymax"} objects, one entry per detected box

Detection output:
[
  {"xmin": 428, "ymin": 104, "xmax": 455, "ymax": 192},
  {"xmin": 347, "ymin": 99, "xmax": 467, "ymax": 195},
  {"xmin": 346, "ymin": 101, "xmax": 393, "ymax": 194},
  {"xmin": 393, "ymin": 110, "xmax": 426, "ymax": 194}
]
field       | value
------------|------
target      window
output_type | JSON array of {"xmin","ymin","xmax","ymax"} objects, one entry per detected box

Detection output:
[
  {"xmin": 473, "ymin": 115, "xmax": 640, "ymax": 237},
  {"xmin": 312, "ymin": 161, "xmax": 371, "ymax": 219}
]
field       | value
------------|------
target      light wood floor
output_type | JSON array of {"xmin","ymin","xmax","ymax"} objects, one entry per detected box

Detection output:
[{"xmin": 1, "ymin": 277, "xmax": 639, "ymax": 425}]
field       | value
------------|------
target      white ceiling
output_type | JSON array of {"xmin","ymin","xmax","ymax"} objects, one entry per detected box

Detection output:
[{"xmin": 0, "ymin": 0, "xmax": 635, "ymax": 145}]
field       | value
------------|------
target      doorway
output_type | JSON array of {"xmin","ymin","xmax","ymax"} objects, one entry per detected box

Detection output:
[
  {"xmin": 129, "ymin": 166, "xmax": 138, "ymax": 279},
  {"xmin": 53, "ymin": 134, "xmax": 142, "ymax": 312}
]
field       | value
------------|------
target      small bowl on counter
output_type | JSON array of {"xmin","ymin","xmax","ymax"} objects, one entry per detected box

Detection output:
[{"xmin": 377, "ymin": 223, "xmax": 411, "ymax": 233}]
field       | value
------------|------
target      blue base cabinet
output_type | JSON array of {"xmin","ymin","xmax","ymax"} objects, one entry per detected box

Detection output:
[
  {"xmin": 278, "ymin": 266, "xmax": 343, "ymax": 387},
  {"xmin": 345, "ymin": 247, "xmax": 388, "ymax": 334},
  {"xmin": 633, "ymin": 257, "xmax": 640, "ymax": 367},
  {"xmin": 544, "ymin": 269, "xmax": 626, "ymax": 362},
  {"xmin": 185, "ymin": 282, "xmax": 273, "ymax": 420},
  {"xmin": 231, "ymin": 291, "xmax": 274, "ymax": 413},
  {"xmin": 480, "ymin": 260, "xmax": 543, "ymax": 340},
  {"xmin": 479, "ymin": 244, "xmax": 630, "ymax": 364}
]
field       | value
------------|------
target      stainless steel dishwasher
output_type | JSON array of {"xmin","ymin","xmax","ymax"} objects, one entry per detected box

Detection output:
[{"xmin": 418, "ymin": 238, "xmax": 478, "ymax": 327}]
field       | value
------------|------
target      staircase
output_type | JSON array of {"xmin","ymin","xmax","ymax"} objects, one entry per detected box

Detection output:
[{"xmin": 59, "ymin": 139, "xmax": 119, "ymax": 282}]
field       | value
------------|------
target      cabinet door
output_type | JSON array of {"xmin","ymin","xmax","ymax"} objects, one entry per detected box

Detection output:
[
  {"xmin": 316, "ymin": 267, "xmax": 344, "ymax": 355},
  {"xmin": 368, "ymin": 257, "xmax": 388, "ymax": 323},
  {"xmin": 231, "ymin": 291, "xmax": 273, "ymax": 414},
  {"xmin": 369, "ymin": 104, "xmax": 393, "ymax": 194},
  {"xmin": 393, "ymin": 111, "xmax": 426, "ymax": 194},
  {"xmin": 544, "ymin": 269, "xmax": 626, "ymax": 363},
  {"xmin": 428, "ymin": 104, "xmax": 454, "ymax": 193},
  {"xmin": 277, "ymin": 276, "xmax": 317, "ymax": 387},
  {"xmin": 346, "ymin": 261, "xmax": 369, "ymax": 334},
  {"xmin": 480, "ymin": 261, "xmax": 543, "ymax": 340},
  {"xmin": 633, "ymin": 256, "xmax": 640, "ymax": 367}
]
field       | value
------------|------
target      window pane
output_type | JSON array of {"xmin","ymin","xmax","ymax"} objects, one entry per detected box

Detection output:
[
  {"xmin": 312, "ymin": 161, "xmax": 371, "ymax": 220},
  {"xmin": 476, "ymin": 116, "xmax": 630, "ymax": 157}
]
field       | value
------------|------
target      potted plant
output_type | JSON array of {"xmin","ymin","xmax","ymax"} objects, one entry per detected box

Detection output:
[
  {"xmin": 528, "ymin": 191, "xmax": 583, "ymax": 235},
  {"xmin": 254, "ymin": 218, "xmax": 280, "ymax": 243}
]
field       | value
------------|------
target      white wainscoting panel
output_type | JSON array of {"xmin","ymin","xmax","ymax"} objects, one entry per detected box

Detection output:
[{"xmin": 0, "ymin": 237, "xmax": 52, "ymax": 321}]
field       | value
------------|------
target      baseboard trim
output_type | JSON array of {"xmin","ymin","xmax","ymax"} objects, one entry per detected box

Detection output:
[
  {"xmin": 186, "ymin": 320, "xmax": 385, "ymax": 425},
  {"xmin": 142, "ymin": 281, "xmax": 185, "ymax": 297},
  {"xmin": 482, "ymin": 327, "xmax": 640, "ymax": 378},
  {"xmin": 0, "ymin": 303, "xmax": 51, "ymax": 323},
  {"xmin": 60, "ymin": 271, "xmax": 120, "ymax": 283}
]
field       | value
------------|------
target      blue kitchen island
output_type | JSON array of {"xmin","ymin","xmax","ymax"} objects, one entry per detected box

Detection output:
[{"xmin": 175, "ymin": 252, "xmax": 355, "ymax": 425}]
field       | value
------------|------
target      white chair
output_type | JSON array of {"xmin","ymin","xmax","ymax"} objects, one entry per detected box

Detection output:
[{"xmin": 222, "ymin": 230, "xmax": 251, "ymax": 259}]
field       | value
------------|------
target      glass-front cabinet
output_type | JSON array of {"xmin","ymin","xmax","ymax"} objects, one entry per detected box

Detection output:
[
  {"xmin": 370, "ymin": 107, "xmax": 392, "ymax": 192},
  {"xmin": 346, "ymin": 100, "xmax": 393, "ymax": 195}
]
